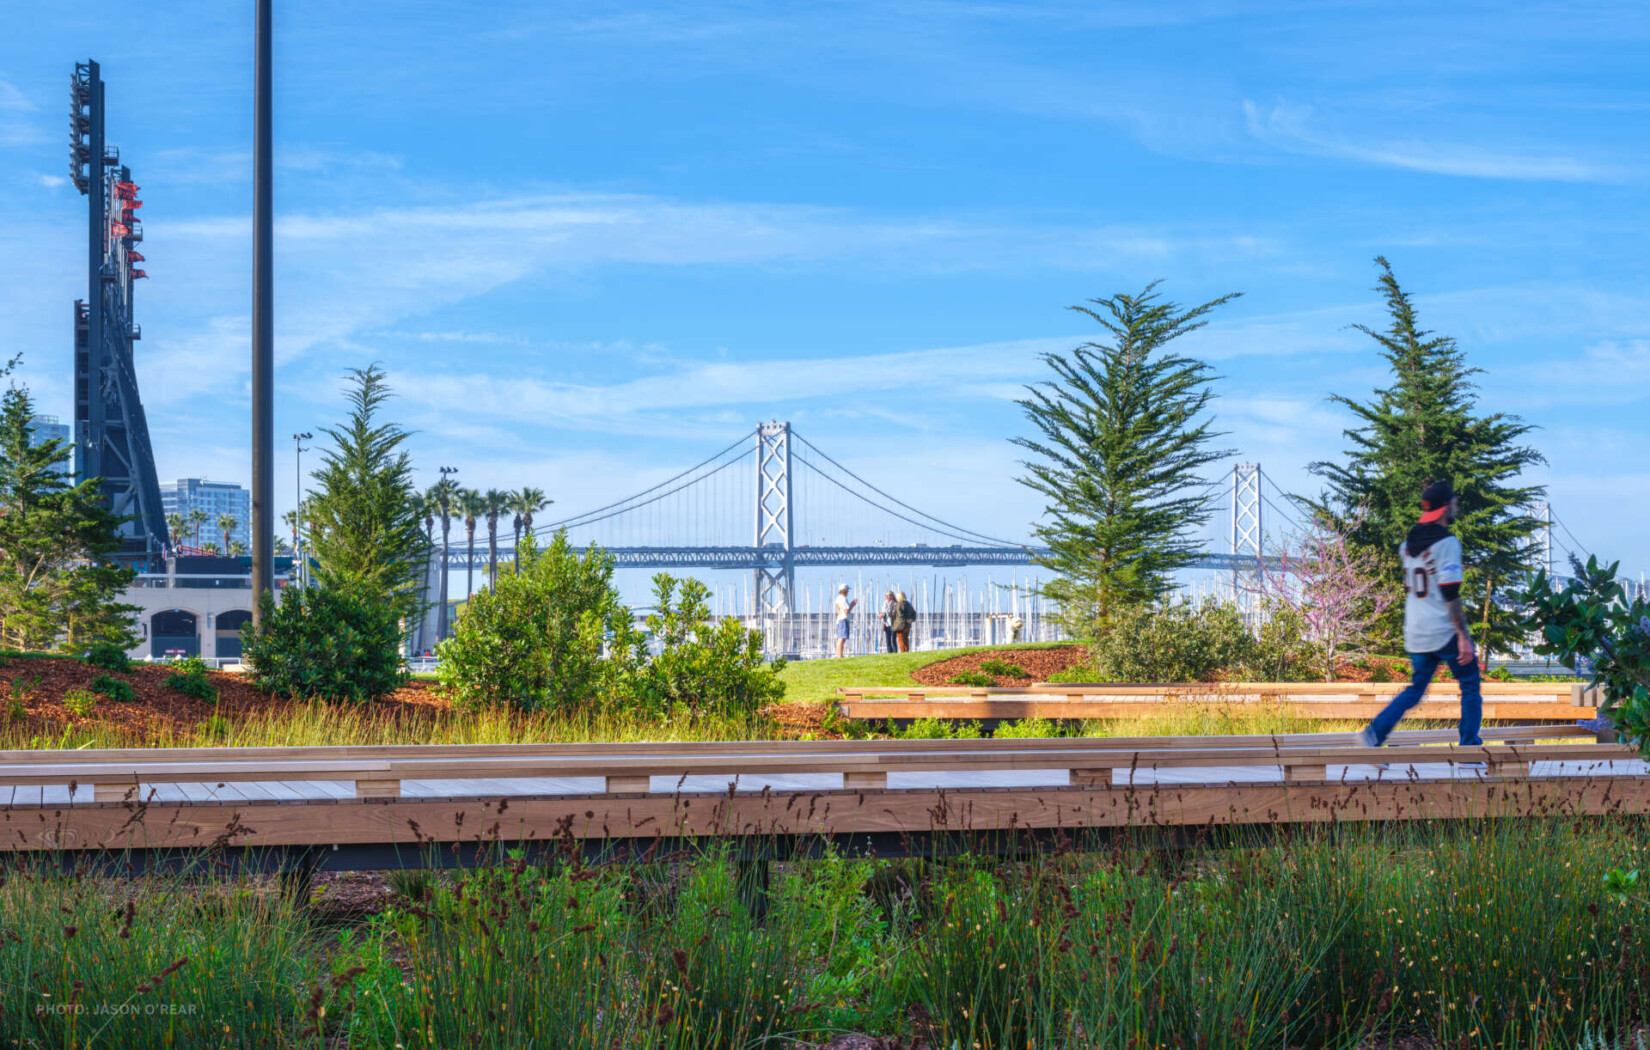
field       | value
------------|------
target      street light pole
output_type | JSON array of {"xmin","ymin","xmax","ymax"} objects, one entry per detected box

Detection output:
[
  {"xmin": 437, "ymin": 466, "xmax": 458, "ymax": 642},
  {"xmin": 250, "ymin": 0, "xmax": 275, "ymax": 628},
  {"xmin": 292, "ymin": 431, "xmax": 310, "ymax": 586}
]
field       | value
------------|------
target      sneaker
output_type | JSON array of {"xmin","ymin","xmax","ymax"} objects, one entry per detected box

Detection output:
[{"xmin": 1352, "ymin": 728, "xmax": 1391, "ymax": 770}]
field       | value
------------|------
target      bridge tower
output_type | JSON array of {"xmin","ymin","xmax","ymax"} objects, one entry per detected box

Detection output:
[
  {"xmin": 753, "ymin": 422, "xmax": 795, "ymax": 615},
  {"xmin": 1532, "ymin": 501, "xmax": 1553, "ymax": 578},
  {"xmin": 1229, "ymin": 463, "xmax": 1263, "ymax": 601},
  {"xmin": 69, "ymin": 60, "xmax": 168, "ymax": 569}
]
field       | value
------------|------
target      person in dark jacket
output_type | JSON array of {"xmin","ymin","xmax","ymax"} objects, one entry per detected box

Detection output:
[
  {"xmin": 880, "ymin": 590, "xmax": 898, "ymax": 653},
  {"xmin": 891, "ymin": 590, "xmax": 916, "ymax": 652},
  {"xmin": 1355, "ymin": 479, "xmax": 1484, "ymax": 755}
]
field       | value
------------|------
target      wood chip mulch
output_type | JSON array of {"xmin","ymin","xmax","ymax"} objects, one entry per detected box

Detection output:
[
  {"xmin": 0, "ymin": 655, "xmax": 448, "ymax": 742},
  {"xmin": 908, "ymin": 645, "xmax": 1089, "ymax": 688}
]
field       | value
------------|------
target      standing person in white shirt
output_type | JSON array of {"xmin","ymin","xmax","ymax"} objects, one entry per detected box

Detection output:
[
  {"xmin": 1355, "ymin": 480, "xmax": 1484, "ymax": 750},
  {"xmin": 834, "ymin": 583, "xmax": 857, "ymax": 658}
]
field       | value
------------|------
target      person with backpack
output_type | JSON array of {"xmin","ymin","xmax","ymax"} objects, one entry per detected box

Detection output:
[
  {"xmin": 891, "ymin": 590, "xmax": 916, "ymax": 652},
  {"xmin": 880, "ymin": 590, "xmax": 899, "ymax": 653},
  {"xmin": 1355, "ymin": 479, "xmax": 1484, "ymax": 757}
]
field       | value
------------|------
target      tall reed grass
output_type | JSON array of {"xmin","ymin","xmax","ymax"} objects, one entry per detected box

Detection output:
[{"xmin": 4, "ymin": 818, "xmax": 1648, "ymax": 1048}]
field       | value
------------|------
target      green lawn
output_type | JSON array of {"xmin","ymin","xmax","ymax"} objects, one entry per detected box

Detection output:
[{"xmin": 773, "ymin": 642, "xmax": 1075, "ymax": 705}]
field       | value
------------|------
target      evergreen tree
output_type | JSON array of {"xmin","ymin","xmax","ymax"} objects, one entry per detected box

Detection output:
[
  {"xmin": 1014, "ymin": 284, "xmax": 1236, "ymax": 634},
  {"xmin": 1309, "ymin": 258, "xmax": 1545, "ymax": 653},
  {"xmin": 0, "ymin": 385, "xmax": 136, "ymax": 650},
  {"xmin": 304, "ymin": 365, "xmax": 430, "ymax": 627}
]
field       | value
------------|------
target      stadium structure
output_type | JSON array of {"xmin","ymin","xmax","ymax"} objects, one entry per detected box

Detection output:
[{"xmin": 69, "ymin": 60, "xmax": 168, "ymax": 569}]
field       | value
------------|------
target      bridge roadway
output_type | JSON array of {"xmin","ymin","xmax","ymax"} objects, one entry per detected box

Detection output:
[{"xmin": 446, "ymin": 544, "xmax": 1277, "ymax": 572}]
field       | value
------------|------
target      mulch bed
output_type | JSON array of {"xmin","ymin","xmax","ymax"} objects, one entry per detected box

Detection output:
[
  {"xmin": 0, "ymin": 654, "xmax": 447, "ymax": 741},
  {"xmin": 908, "ymin": 645, "xmax": 1089, "ymax": 688}
]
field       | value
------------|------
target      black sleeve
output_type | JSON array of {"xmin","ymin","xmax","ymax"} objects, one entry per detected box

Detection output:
[{"xmin": 1440, "ymin": 582, "xmax": 1461, "ymax": 601}]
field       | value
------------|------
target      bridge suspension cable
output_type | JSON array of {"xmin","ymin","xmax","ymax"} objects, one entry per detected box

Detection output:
[
  {"xmin": 790, "ymin": 431, "xmax": 1029, "ymax": 548},
  {"xmin": 534, "ymin": 428, "xmax": 755, "ymax": 534}
]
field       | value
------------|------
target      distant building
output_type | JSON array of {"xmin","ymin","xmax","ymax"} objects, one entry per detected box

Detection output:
[
  {"xmin": 27, "ymin": 415, "xmax": 71, "ymax": 477},
  {"xmin": 160, "ymin": 478, "xmax": 252, "ymax": 551}
]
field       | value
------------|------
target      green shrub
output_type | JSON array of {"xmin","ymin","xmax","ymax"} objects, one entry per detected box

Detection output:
[
  {"xmin": 83, "ymin": 639, "xmax": 130, "ymax": 672},
  {"xmin": 900, "ymin": 717, "xmax": 981, "ymax": 739},
  {"xmin": 165, "ymin": 655, "xmax": 218, "ymax": 700},
  {"xmin": 993, "ymin": 716, "xmax": 1061, "ymax": 738},
  {"xmin": 241, "ymin": 583, "xmax": 406, "ymax": 703},
  {"xmin": 436, "ymin": 533, "xmax": 646, "ymax": 714},
  {"xmin": 976, "ymin": 658, "xmax": 1030, "ymax": 678},
  {"xmin": 90, "ymin": 674, "xmax": 135, "ymax": 703},
  {"xmin": 947, "ymin": 670, "xmax": 998, "ymax": 687},
  {"xmin": 1241, "ymin": 599, "xmax": 1322, "ymax": 681},
  {"xmin": 1087, "ymin": 598, "xmax": 1251, "ymax": 682},
  {"xmin": 642, "ymin": 573, "xmax": 785, "ymax": 719},
  {"xmin": 62, "ymin": 687, "xmax": 98, "ymax": 717}
]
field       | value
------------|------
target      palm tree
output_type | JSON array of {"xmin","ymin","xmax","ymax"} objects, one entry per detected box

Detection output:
[
  {"xmin": 228, "ymin": 539, "xmax": 248, "ymax": 556},
  {"xmin": 217, "ymin": 513, "xmax": 238, "ymax": 552},
  {"xmin": 510, "ymin": 487, "xmax": 553, "ymax": 573},
  {"xmin": 457, "ymin": 489, "xmax": 483, "ymax": 606},
  {"xmin": 200, "ymin": 541, "xmax": 221, "ymax": 555},
  {"xmin": 428, "ymin": 480, "xmax": 459, "ymax": 642},
  {"xmin": 481, "ymin": 488, "xmax": 509, "ymax": 590},
  {"xmin": 165, "ymin": 512, "xmax": 184, "ymax": 549},
  {"xmin": 187, "ymin": 508, "xmax": 208, "ymax": 548}
]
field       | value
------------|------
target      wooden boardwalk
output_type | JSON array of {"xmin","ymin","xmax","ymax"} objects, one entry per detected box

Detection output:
[
  {"xmin": 2, "ymin": 722, "xmax": 1645, "ymax": 870},
  {"xmin": 837, "ymin": 680, "xmax": 1599, "ymax": 722}
]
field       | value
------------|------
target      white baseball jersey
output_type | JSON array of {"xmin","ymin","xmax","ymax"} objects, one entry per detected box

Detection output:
[{"xmin": 1401, "ymin": 534, "xmax": 1464, "ymax": 654}]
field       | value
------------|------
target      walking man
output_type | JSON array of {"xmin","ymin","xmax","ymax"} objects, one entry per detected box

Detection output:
[
  {"xmin": 1355, "ymin": 480, "xmax": 1484, "ymax": 753},
  {"xmin": 881, "ymin": 590, "xmax": 899, "ymax": 653},
  {"xmin": 834, "ymin": 583, "xmax": 857, "ymax": 659}
]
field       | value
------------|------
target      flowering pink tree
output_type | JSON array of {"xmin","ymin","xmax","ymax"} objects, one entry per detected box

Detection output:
[{"xmin": 1251, "ymin": 513, "xmax": 1395, "ymax": 680}]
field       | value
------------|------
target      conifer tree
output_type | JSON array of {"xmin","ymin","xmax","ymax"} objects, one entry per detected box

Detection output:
[
  {"xmin": 304, "ymin": 366, "xmax": 430, "ymax": 627},
  {"xmin": 1014, "ymin": 285, "xmax": 1236, "ymax": 634},
  {"xmin": 1309, "ymin": 257, "xmax": 1545, "ymax": 653},
  {"xmin": 0, "ymin": 384, "xmax": 136, "ymax": 650}
]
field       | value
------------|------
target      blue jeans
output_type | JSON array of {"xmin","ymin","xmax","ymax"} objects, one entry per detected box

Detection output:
[{"xmin": 1367, "ymin": 642, "xmax": 1483, "ymax": 746}]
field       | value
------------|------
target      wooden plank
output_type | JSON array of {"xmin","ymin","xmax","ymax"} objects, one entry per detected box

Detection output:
[
  {"xmin": 354, "ymin": 779, "xmax": 401, "ymax": 799},
  {"xmin": 604, "ymin": 775, "xmax": 651, "ymax": 794},
  {"xmin": 838, "ymin": 700, "xmax": 1593, "ymax": 721},
  {"xmin": 8, "ymin": 775, "xmax": 1650, "ymax": 854},
  {"xmin": 844, "ymin": 771, "xmax": 888, "ymax": 789},
  {"xmin": 0, "ymin": 736, "xmax": 1624, "ymax": 788}
]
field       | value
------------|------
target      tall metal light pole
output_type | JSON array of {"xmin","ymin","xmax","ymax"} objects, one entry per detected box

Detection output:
[
  {"xmin": 292, "ymin": 431, "xmax": 311, "ymax": 586},
  {"xmin": 437, "ymin": 466, "xmax": 458, "ymax": 642},
  {"xmin": 250, "ymin": 0, "xmax": 275, "ymax": 627}
]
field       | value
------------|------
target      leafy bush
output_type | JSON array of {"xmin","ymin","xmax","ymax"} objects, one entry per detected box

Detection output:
[
  {"xmin": 899, "ymin": 717, "xmax": 981, "ymax": 739},
  {"xmin": 947, "ymin": 670, "xmax": 998, "ymax": 687},
  {"xmin": 992, "ymin": 717, "xmax": 1061, "ymax": 738},
  {"xmin": 1087, "ymin": 598, "xmax": 1251, "ymax": 682},
  {"xmin": 165, "ymin": 655, "xmax": 218, "ymax": 700},
  {"xmin": 1516, "ymin": 555, "xmax": 1650, "ymax": 746},
  {"xmin": 1242, "ymin": 599, "xmax": 1322, "ymax": 681},
  {"xmin": 83, "ymin": 639, "xmax": 130, "ymax": 672},
  {"xmin": 642, "ymin": 574, "xmax": 785, "ymax": 719},
  {"xmin": 90, "ymin": 673, "xmax": 135, "ymax": 703},
  {"xmin": 62, "ymin": 687, "xmax": 98, "ymax": 717},
  {"xmin": 437, "ymin": 533, "xmax": 645, "ymax": 714},
  {"xmin": 976, "ymin": 658, "xmax": 1030, "ymax": 678},
  {"xmin": 241, "ymin": 584, "xmax": 407, "ymax": 703}
]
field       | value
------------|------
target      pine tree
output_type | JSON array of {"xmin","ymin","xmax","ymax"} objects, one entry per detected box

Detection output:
[
  {"xmin": 1309, "ymin": 257, "xmax": 1546, "ymax": 653},
  {"xmin": 1014, "ymin": 284, "xmax": 1236, "ymax": 634},
  {"xmin": 0, "ymin": 385, "xmax": 136, "ymax": 650},
  {"xmin": 304, "ymin": 366, "xmax": 430, "ymax": 627}
]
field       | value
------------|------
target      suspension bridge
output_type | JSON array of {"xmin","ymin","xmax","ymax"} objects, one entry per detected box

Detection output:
[{"xmin": 442, "ymin": 421, "xmax": 1601, "ymax": 618}]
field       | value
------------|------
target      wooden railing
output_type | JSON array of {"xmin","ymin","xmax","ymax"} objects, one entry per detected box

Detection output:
[
  {"xmin": 837, "ymin": 681, "xmax": 1600, "ymax": 722},
  {"xmin": 0, "ymin": 724, "xmax": 1616, "ymax": 802}
]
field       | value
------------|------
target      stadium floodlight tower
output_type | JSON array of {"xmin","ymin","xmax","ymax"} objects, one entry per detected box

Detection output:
[{"xmin": 69, "ymin": 60, "xmax": 168, "ymax": 569}]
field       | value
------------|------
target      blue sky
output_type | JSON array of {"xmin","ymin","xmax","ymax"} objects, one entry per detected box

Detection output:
[{"xmin": 3, "ymin": 1, "xmax": 1647, "ymax": 586}]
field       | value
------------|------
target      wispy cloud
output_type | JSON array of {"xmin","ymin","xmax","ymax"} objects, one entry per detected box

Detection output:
[
  {"xmin": 0, "ymin": 77, "xmax": 34, "ymax": 111},
  {"xmin": 1243, "ymin": 99, "xmax": 1622, "ymax": 182}
]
